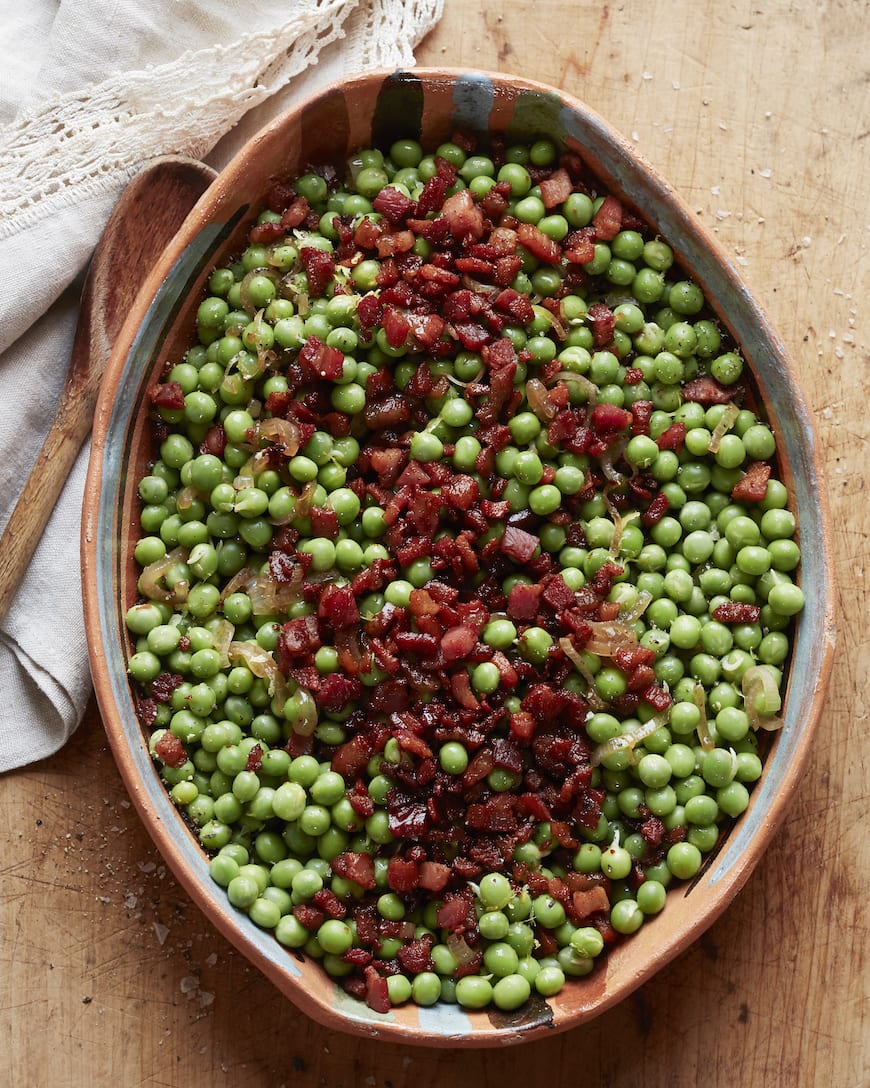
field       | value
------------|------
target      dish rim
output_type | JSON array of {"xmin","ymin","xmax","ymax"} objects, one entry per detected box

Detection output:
[{"xmin": 81, "ymin": 66, "xmax": 837, "ymax": 1046}]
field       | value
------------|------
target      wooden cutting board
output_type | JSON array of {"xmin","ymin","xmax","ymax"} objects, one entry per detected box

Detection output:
[{"xmin": 1, "ymin": 2, "xmax": 867, "ymax": 1085}]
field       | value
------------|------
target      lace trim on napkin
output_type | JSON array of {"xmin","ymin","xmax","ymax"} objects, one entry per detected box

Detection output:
[{"xmin": 0, "ymin": 0, "xmax": 443, "ymax": 239}]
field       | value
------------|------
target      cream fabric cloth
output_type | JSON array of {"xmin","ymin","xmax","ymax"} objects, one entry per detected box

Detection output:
[{"xmin": 0, "ymin": 0, "xmax": 443, "ymax": 772}]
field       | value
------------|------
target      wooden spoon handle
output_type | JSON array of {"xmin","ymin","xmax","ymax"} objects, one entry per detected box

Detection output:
[
  {"xmin": 0, "ymin": 407, "xmax": 90, "ymax": 623},
  {"xmin": 0, "ymin": 156, "xmax": 215, "ymax": 624}
]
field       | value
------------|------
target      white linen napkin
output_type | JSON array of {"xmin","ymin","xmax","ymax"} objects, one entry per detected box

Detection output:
[{"xmin": 0, "ymin": 0, "xmax": 443, "ymax": 772}]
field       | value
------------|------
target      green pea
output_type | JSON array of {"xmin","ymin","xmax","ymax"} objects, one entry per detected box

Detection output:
[
  {"xmin": 767, "ymin": 582, "xmax": 805, "ymax": 616},
  {"xmin": 659, "ymin": 752, "xmax": 692, "ymax": 795},
  {"xmin": 595, "ymin": 667, "xmax": 628, "ymax": 700},
  {"xmin": 636, "ymin": 880, "xmax": 667, "ymax": 915},
  {"xmin": 275, "ymin": 915, "xmax": 309, "ymax": 949},
  {"xmin": 471, "ymin": 661, "xmax": 501, "ymax": 694},
  {"xmin": 128, "ymin": 651, "xmax": 162, "ymax": 683},
  {"xmin": 625, "ymin": 434, "xmax": 660, "ymax": 469},
  {"xmin": 297, "ymin": 537, "xmax": 336, "ymax": 572},
  {"xmin": 410, "ymin": 430, "xmax": 443, "ymax": 463},
  {"xmin": 453, "ymin": 435, "xmax": 482, "ymax": 471},
  {"xmin": 515, "ymin": 195, "xmax": 546, "ymax": 223},
  {"xmin": 439, "ymin": 741, "xmax": 469, "ymax": 775},
  {"xmin": 317, "ymin": 919, "xmax": 354, "ymax": 955},
  {"xmin": 518, "ymin": 626, "xmax": 553, "ymax": 664},
  {"xmin": 411, "ymin": 972, "xmax": 442, "ymax": 1006},
  {"xmin": 508, "ymin": 411, "xmax": 541, "ymax": 445},
  {"xmin": 482, "ymin": 618, "xmax": 517, "ymax": 649},
  {"xmin": 610, "ymin": 899, "xmax": 643, "ymax": 934},
  {"xmin": 224, "ymin": 874, "xmax": 263, "ymax": 912},
  {"xmin": 552, "ymin": 463, "xmax": 585, "ymax": 495},
  {"xmin": 667, "ymin": 841, "xmax": 702, "ymax": 879},
  {"xmin": 600, "ymin": 841, "xmax": 632, "ymax": 880},
  {"xmin": 455, "ymin": 976, "xmax": 493, "ymax": 1010},
  {"xmin": 616, "ymin": 785, "xmax": 645, "ymax": 820},
  {"xmin": 636, "ymin": 753, "xmax": 672, "ymax": 788},
  {"xmin": 586, "ymin": 713, "xmax": 621, "ymax": 743},
  {"xmin": 534, "ymin": 964, "xmax": 566, "ymax": 997},
  {"xmin": 491, "ymin": 974, "xmax": 532, "ymax": 1011},
  {"xmin": 711, "ymin": 352, "xmax": 743, "ymax": 384},
  {"xmin": 645, "ymin": 784, "xmax": 678, "ymax": 817},
  {"xmin": 513, "ymin": 450, "xmax": 544, "ymax": 485},
  {"xmin": 714, "ymin": 434, "xmax": 746, "ymax": 469}
]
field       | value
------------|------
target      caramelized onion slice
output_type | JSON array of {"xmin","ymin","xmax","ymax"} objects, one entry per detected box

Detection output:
[
  {"xmin": 258, "ymin": 416, "xmax": 302, "ymax": 457},
  {"xmin": 446, "ymin": 931, "xmax": 478, "ymax": 967},
  {"xmin": 609, "ymin": 509, "xmax": 640, "ymax": 557},
  {"xmin": 176, "ymin": 485, "xmax": 199, "ymax": 511},
  {"xmin": 742, "ymin": 665, "xmax": 784, "ymax": 731},
  {"xmin": 282, "ymin": 686, "xmax": 318, "ymax": 736},
  {"xmin": 694, "ymin": 682, "xmax": 715, "ymax": 752},
  {"xmin": 227, "ymin": 640, "xmax": 276, "ymax": 679},
  {"xmin": 237, "ymin": 450, "xmax": 273, "ymax": 477},
  {"xmin": 619, "ymin": 589, "xmax": 653, "ymax": 624},
  {"xmin": 590, "ymin": 710, "xmax": 671, "ymax": 767},
  {"xmin": 219, "ymin": 567, "xmax": 257, "ymax": 602},
  {"xmin": 210, "ymin": 618, "xmax": 236, "ymax": 666},
  {"xmin": 707, "ymin": 403, "xmax": 740, "ymax": 454},
  {"xmin": 138, "ymin": 546, "xmax": 190, "ymax": 604},
  {"xmin": 559, "ymin": 637, "xmax": 607, "ymax": 710},
  {"xmin": 249, "ymin": 572, "xmax": 305, "ymax": 616},
  {"xmin": 531, "ymin": 305, "xmax": 566, "ymax": 340},
  {"xmin": 227, "ymin": 640, "xmax": 291, "ymax": 711},
  {"xmin": 219, "ymin": 566, "xmax": 305, "ymax": 616},
  {"xmin": 599, "ymin": 435, "xmax": 628, "ymax": 484},
  {"xmin": 295, "ymin": 480, "xmax": 319, "ymax": 518},
  {"xmin": 460, "ymin": 273, "xmax": 499, "ymax": 298},
  {"xmin": 525, "ymin": 377, "xmax": 559, "ymax": 421},
  {"xmin": 583, "ymin": 620, "xmax": 639, "ymax": 658},
  {"xmin": 553, "ymin": 371, "xmax": 598, "ymax": 404}
]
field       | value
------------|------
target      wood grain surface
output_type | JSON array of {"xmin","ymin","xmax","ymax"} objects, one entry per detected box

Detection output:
[{"xmin": 2, "ymin": 2, "xmax": 867, "ymax": 1085}]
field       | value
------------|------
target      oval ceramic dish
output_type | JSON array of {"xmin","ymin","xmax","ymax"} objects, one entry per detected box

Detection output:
[{"xmin": 82, "ymin": 69, "xmax": 835, "ymax": 1046}]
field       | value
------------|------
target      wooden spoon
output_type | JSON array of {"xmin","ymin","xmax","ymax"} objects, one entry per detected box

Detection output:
[{"xmin": 0, "ymin": 156, "xmax": 216, "ymax": 623}]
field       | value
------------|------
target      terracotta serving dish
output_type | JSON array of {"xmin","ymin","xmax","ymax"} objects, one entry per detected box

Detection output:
[{"xmin": 82, "ymin": 69, "xmax": 836, "ymax": 1046}]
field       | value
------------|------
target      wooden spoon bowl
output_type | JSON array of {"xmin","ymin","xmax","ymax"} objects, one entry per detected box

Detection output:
[{"xmin": 0, "ymin": 157, "xmax": 215, "ymax": 622}]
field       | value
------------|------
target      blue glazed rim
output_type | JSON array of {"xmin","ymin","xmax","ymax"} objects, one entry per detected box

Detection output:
[{"xmin": 83, "ymin": 69, "xmax": 836, "ymax": 1045}]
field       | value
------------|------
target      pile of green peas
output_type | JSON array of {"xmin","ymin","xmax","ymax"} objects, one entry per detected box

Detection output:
[{"xmin": 125, "ymin": 131, "xmax": 804, "ymax": 1014}]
